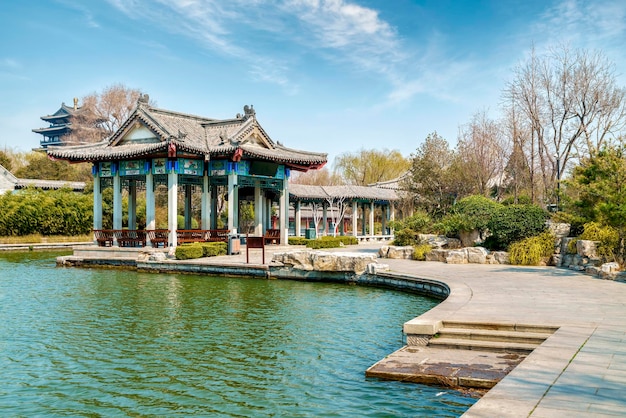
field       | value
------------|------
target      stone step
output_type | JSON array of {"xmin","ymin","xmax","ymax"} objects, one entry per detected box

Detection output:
[
  {"xmin": 437, "ymin": 328, "xmax": 552, "ymax": 345},
  {"xmin": 428, "ymin": 337, "xmax": 539, "ymax": 354},
  {"xmin": 442, "ymin": 320, "xmax": 559, "ymax": 334}
]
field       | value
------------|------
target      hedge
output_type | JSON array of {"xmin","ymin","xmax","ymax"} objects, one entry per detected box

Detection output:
[
  {"xmin": 288, "ymin": 237, "xmax": 309, "ymax": 246},
  {"xmin": 306, "ymin": 235, "xmax": 358, "ymax": 249},
  {"xmin": 509, "ymin": 232, "xmax": 555, "ymax": 265},
  {"xmin": 175, "ymin": 242, "xmax": 227, "ymax": 260}
]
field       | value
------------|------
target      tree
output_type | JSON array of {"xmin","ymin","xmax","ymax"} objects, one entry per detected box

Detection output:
[
  {"xmin": 505, "ymin": 44, "xmax": 626, "ymax": 204},
  {"xmin": 290, "ymin": 167, "xmax": 339, "ymax": 185},
  {"xmin": 333, "ymin": 148, "xmax": 409, "ymax": 186},
  {"xmin": 456, "ymin": 110, "xmax": 508, "ymax": 197},
  {"xmin": 0, "ymin": 150, "xmax": 12, "ymax": 171},
  {"xmin": 67, "ymin": 83, "xmax": 150, "ymax": 144},
  {"xmin": 404, "ymin": 132, "xmax": 467, "ymax": 217},
  {"xmin": 15, "ymin": 152, "xmax": 92, "ymax": 182}
]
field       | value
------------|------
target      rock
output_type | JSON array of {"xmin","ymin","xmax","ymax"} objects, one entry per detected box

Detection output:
[
  {"xmin": 601, "ymin": 262, "xmax": 620, "ymax": 274},
  {"xmin": 149, "ymin": 252, "xmax": 167, "ymax": 262},
  {"xmin": 386, "ymin": 246, "xmax": 414, "ymax": 259},
  {"xmin": 378, "ymin": 246, "xmax": 390, "ymax": 258},
  {"xmin": 459, "ymin": 230, "xmax": 481, "ymax": 247},
  {"xmin": 272, "ymin": 250, "xmax": 376, "ymax": 274},
  {"xmin": 547, "ymin": 221, "xmax": 571, "ymax": 238},
  {"xmin": 466, "ymin": 247, "xmax": 488, "ymax": 264},
  {"xmin": 585, "ymin": 266, "xmax": 601, "ymax": 275},
  {"xmin": 576, "ymin": 240, "xmax": 598, "ymax": 258},
  {"xmin": 425, "ymin": 249, "xmax": 447, "ymax": 262},
  {"xmin": 446, "ymin": 249, "xmax": 468, "ymax": 264},
  {"xmin": 417, "ymin": 234, "xmax": 461, "ymax": 249},
  {"xmin": 552, "ymin": 254, "xmax": 563, "ymax": 267},
  {"xmin": 492, "ymin": 251, "xmax": 510, "ymax": 265},
  {"xmin": 367, "ymin": 262, "xmax": 389, "ymax": 274}
]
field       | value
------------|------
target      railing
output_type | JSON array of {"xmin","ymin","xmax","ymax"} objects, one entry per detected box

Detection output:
[
  {"xmin": 93, "ymin": 229, "xmax": 147, "ymax": 247},
  {"xmin": 177, "ymin": 229, "xmax": 229, "ymax": 245},
  {"xmin": 263, "ymin": 229, "xmax": 281, "ymax": 245},
  {"xmin": 147, "ymin": 229, "xmax": 169, "ymax": 248}
]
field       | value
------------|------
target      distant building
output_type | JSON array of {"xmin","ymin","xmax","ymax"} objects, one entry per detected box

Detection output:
[
  {"xmin": 0, "ymin": 164, "xmax": 85, "ymax": 194},
  {"xmin": 32, "ymin": 98, "xmax": 103, "ymax": 149}
]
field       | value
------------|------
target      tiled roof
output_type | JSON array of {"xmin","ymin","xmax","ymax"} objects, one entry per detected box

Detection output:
[
  {"xmin": 289, "ymin": 184, "xmax": 399, "ymax": 202},
  {"xmin": 15, "ymin": 178, "xmax": 86, "ymax": 191},
  {"xmin": 48, "ymin": 100, "xmax": 327, "ymax": 169}
]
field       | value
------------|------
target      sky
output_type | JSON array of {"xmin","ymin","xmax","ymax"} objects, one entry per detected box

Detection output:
[{"xmin": 1, "ymin": 0, "xmax": 625, "ymax": 166}]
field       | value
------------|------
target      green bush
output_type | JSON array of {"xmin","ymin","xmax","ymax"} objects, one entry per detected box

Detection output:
[
  {"xmin": 579, "ymin": 222, "xmax": 619, "ymax": 261},
  {"xmin": 486, "ymin": 204, "xmax": 549, "ymax": 250},
  {"xmin": 199, "ymin": 242, "xmax": 227, "ymax": 257},
  {"xmin": 288, "ymin": 237, "xmax": 309, "ymax": 245},
  {"xmin": 509, "ymin": 231, "xmax": 555, "ymax": 265},
  {"xmin": 392, "ymin": 228, "xmax": 419, "ymax": 246},
  {"xmin": 567, "ymin": 238, "xmax": 578, "ymax": 254},
  {"xmin": 389, "ymin": 211, "xmax": 432, "ymax": 234},
  {"xmin": 175, "ymin": 244, "xmax": 204, "ymax": 260},
  {"xmin": 412, "ymin": 244, "xmax": 432, "ymax": 261},
  {"xmin": 306, "ymin": 236, "xmax": 358, "ymax": 249}
]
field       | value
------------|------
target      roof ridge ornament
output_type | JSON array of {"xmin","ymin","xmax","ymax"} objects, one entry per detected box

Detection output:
[
  {"xmin": 138, "ymin": 93, "xmax": 150, "ymax": 105},
  {"xmin": 243, "ymin": 104, "xmax": 255, "ymax": 118}
]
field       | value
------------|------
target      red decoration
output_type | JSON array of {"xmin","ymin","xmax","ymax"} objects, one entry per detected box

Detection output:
[
  {"xmin": 168, "ymin": 142, "xmax": 176, "ymax": 158},
  {"xmin": 232, "ymin": 148, "xmax": 243, "ymax": 162}
]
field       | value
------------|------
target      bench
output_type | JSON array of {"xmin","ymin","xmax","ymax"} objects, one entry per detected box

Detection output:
[
  {"xmin": 147, "ymin": 229, "xmax": 169, "ymax": 247},
  {"xmin": 114, "ymin": 230, "xmax": 147, "ymax": 247},
  {"xmin": 207, "ymin": 229, "xmax": 229, "ymax": 242},
  {"xmin": 177, "ymin": 230, "xmax": 210, "ymax": 245},
  {"xmin": 264, "ymin": 229, "xmax": 281, "ymax": 245},
  {"xmin": 94, "ymin": 229, "xmax": 115, "ymax": 247}
]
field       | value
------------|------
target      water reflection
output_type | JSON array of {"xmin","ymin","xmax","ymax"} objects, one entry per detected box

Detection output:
[{"xmin": 0, "ymin": 251, "xmax": 476, "ymax": 416}]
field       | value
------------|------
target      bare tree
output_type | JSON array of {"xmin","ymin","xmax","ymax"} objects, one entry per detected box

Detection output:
[
  {"xmin": 505, "ymin": 44, "xmax": 626, "ymax": 204},
  {"xmin": 66, "ymin": 83, "xmax": 149, "ymax": 144},
  {"xmin": 456, "ymin": 110, "xmax": 508, "ymax": 197},
  {"xmin": 326, "ymin": 195, "xmax": 348, "ymax": 237},
  {"xmin": 290, "ymin": 167, "xmax": 340, "ymax": 185}
]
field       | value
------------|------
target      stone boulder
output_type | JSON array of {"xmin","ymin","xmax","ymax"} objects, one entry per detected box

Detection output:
[
  {"xmin": 547, "ymin": 221, "xmax": 571, "ymax": 238},
  {"xmin": 576, "ymin": 240, "xmax": 598, "ymax": 258},
  {"xmin": 272, "ymin": 250, "xmax": 377, "ymax": 274},
  {"xmin": 492, "ymin": 251, "xmax": 510, "ymax": 265},
  {"xmin": 425, "ymin": 249, "xmax": 448, "ymax": 262},
  {"xmin": 387, "ymin": 246, "xmax": 414, "ymax": 259},
  {"xmin": 417, "ymin": 234, "xmax": 461, "ymax": 249},
  {"xmin": 446, "ymin": 249, "xmax": 468, "ymax": 264},
  {"xmin": 466, "ymin": 247, "xmax": 489, "ymax": 264}
]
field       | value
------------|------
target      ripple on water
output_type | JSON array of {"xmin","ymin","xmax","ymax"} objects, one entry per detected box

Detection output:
[{"xmin": 0, "ymin": 252, "xmax": 476, "ymax": 416}]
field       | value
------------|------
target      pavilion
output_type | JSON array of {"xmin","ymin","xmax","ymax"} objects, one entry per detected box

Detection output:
[{"xmin": 47, "ymin": 95, "xmax": 396, "ymax": 247}]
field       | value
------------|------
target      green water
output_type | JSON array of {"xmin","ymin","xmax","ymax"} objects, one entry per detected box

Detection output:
[{"xmin": 0, "ymin": 251, "xmax": 475, "ymax": 416}]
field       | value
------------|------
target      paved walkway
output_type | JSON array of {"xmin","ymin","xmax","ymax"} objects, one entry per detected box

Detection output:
[{"xmin": 239, "ymin": 243, "xmax": 626, "ymax": 417}]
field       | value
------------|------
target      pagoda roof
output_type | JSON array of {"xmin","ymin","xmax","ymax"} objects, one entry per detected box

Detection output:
[
  {"xmin": 40, "ymin": 102, "xmax": 80, "ymax": 123},
  {"xmin": 32, "ymin": 125, "xmax": 71, "ymax": 134},
  {"xmin": 47, "ymin": 97, "xmax": 327, "ymax": 171},
  {"xmin": 289, "ymin": 184, "xmax": 399, "ymax": 202}
]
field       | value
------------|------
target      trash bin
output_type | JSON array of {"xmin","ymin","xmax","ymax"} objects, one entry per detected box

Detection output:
[
  {"xmin": 305, "ymin": 228, "xmax": 316, "ymax": 239},
  {"xmin": 228, "ymin": 233, "xmax": 241, "ymax": 255}
]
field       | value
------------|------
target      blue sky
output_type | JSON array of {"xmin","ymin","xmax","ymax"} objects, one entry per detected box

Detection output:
[{"xmin": 1, "ymin": 0, "xmax": 625, "ymax": 165}]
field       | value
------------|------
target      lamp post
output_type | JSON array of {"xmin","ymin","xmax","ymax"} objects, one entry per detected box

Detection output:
[{"xmin": 554, "ymin": 153, "xmax": 561, "ymax": 211}]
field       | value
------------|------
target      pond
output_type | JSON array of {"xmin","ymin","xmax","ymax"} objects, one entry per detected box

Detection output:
[{"xmin": 0, "ymin": 251, "xmax": 476, "ymax": 416}]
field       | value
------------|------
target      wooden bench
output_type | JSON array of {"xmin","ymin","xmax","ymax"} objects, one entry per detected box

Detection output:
[
  {"xmin": 94, "ymin": 229, "xmax": 115, "ymax": 247},
  {"xmin": 147, "ymin": 229, "xmax": 169, "ymax": 248},
  {"xmin": 207, "ymin": 229, "xmax": 229, "ymax": 242},
  {"xmin": 264, "ymin": 229, "xmax": 281, "ymax": 245},
  {"xmin": 177, "ymin": 230, "xmax": 210, "ymax": 245},
  {"xmin": 114, "ymin": 230, "xmax": 147, "ymax": 247}
]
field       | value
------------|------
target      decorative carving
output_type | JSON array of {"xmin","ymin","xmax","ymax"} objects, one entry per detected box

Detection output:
[
  {"xmin": 138, "ymin": 93, "xmax": 150, "ymax": 104},
  {"xmin": 243, "ymin": 104, "xmax": 255, "ymax": 117}
]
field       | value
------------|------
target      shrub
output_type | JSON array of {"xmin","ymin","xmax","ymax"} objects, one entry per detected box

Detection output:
[
  {"xmin": 392, "ymin": 228, "xmax": 419, "ymax": 246},
  {"xmin": 486, "ymin": 204, "xmax": 549, "ymax": 250},
  {"xmin": 567, "ymin": 238, "xmax": 578, "ymax": 254},
  {"xmin": 412, "ymin": 244, "xmax": 432, "ymax": 261},
  {"xmin": 389, "ymin": 211, "xmax": 432, "ymax": 234},
  {"xmin": 306, "ymin": 236, "xmax": 357, "ymax": 249},
  {"xmin": 199, "ymin": 242, "xmax": 227, "ymax": 257},
  {"xmin": 288, "ymin": 237, "xmax": 309, "ymax": 245},
  {"xmin": 509, "ymin": 231, "xmax": 555, "ymax": 265},
  {"xmin": 579, "ymin": 222, "xmax": 619, "ymax": 261},
  {"xmin": 175, "ymin": 244, "xmax": 204, "ymax": 260}
]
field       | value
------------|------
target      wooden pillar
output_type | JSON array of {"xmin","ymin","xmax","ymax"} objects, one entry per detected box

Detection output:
[
  {"xmin": 322, "ymin": 202, "xmax": 328, "ymax": 236},
  {"xmin": 168, "ymin": 169, "xmax": 178, "ymax": 247},
  {"xmin": 369, "ymin": 201, "xmax": 375, "ymax": 236},
  {"xmin": 254, "ymin": 182, "xmax": 263, "ymax": 236},
  {"xmin": 145, "ymin": 171, "xmax": 155, "ymax": 246},
  {"xmin": 279, "ymin": 179, "xmax": 288, "ymax": 245},
  {"xmin": 227, "ymin": 171, "xmax": 236, "ymax": 233},
  {"xmin": 184, "ymin": 184, "xmax": 192, "ymax": 230},
  {"xmin": 295, "ymin": 200, "xmax": 302, "ymax": 237},
  {"xmin": 113, "ymin": 167, "xmax": 122, "ymax": 232},
  {"xmin": 92, "ymin": 169, "xmax": 102, "ymax": 244},
  {"xmin": 352, "ymin": 201, "xmax": 358, "ymax": 237},
  {"xmin": 201, "ymin": 176, "xmax": 210, "ymax": 230},
  {"xmin": 128, "ymin": 180, "xmax": 137, "ymax": 230}
]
